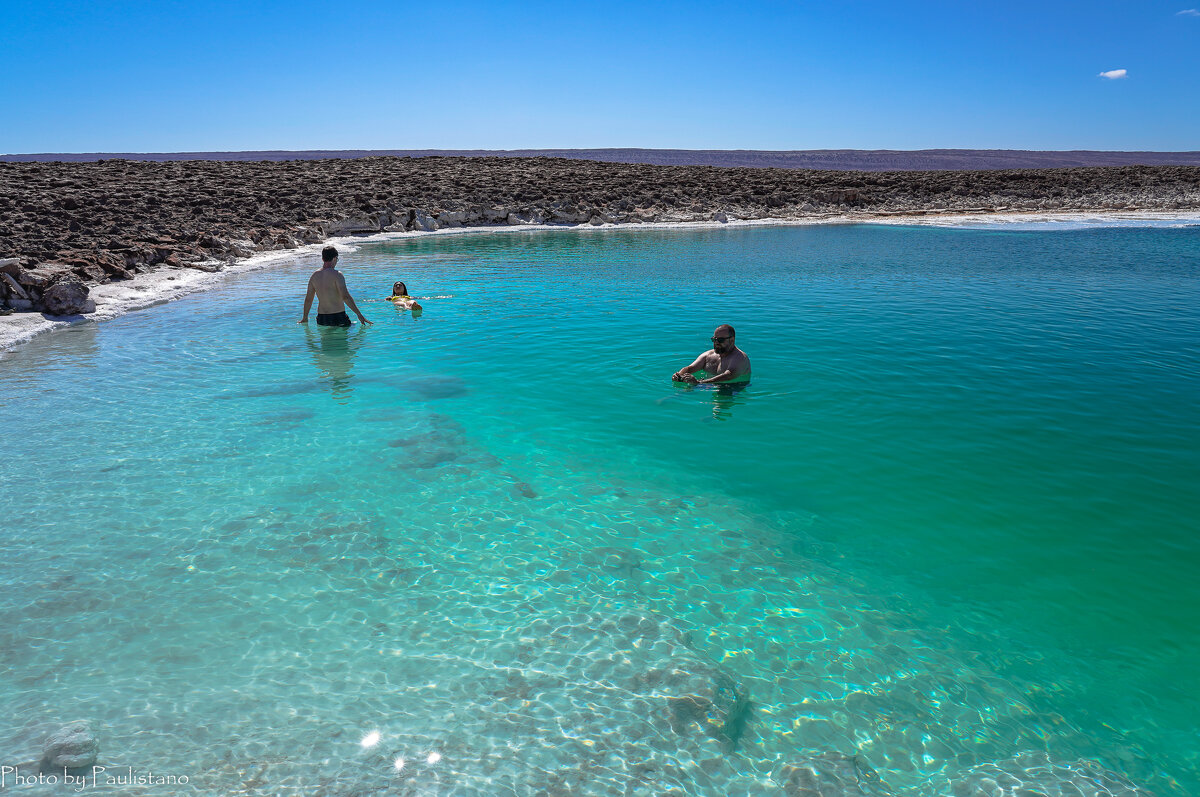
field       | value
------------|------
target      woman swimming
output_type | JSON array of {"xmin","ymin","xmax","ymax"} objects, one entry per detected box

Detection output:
[{"xmin": 387, "ymin": 281, "xmax": 423, "ymax": 311}]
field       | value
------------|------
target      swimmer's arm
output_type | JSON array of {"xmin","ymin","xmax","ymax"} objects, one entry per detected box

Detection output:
[
  {"xmin": 699, "ymin": 358, "xmax": 750, "ymax": 383},
  {"xmin": 672, "ymin": 352, "xmax": 710, "ymax": 382},
  {"xmin": 339, "ymin": 274, "xmax": 373, "ymax": 326},
  {"xmin": 696, "ymin": 370, "xmax": 734, "ymax": 384},
  {"xmin": 299, "ymin": 277, "xmax": 316, "ymax": 323}
]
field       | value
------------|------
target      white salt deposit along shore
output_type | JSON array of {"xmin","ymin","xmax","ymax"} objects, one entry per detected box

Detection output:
[
  {"xmin": 869, "ymin": 209, "xmax": 1200, "ymax": 229},
  {"xmin": 3, "ymin": 210, "xmax": 1198, "ymax": 354},
  {"xmin": 0, "ymin": 246, "xmax": 317, "ymax": 353}
]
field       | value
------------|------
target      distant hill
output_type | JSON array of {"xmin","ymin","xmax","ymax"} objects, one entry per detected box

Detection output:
[{"xmin": 4, "ymin": 148, "xmax": 1200, "ymax": 171}]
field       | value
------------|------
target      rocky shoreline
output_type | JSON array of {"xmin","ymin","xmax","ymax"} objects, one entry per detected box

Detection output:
[{"xmin": 2, "ymin": 157, "xmax": 1198, "ymax": 316}]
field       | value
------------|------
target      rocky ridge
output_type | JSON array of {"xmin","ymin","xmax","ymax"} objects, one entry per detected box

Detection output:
[
  {"xmin": 1, "ymin": 157, "xmax": 1198, "ymax": 316},
  {"xmin": 7, "ymin": 148, "xmax": 1200, "ymax": 169}
]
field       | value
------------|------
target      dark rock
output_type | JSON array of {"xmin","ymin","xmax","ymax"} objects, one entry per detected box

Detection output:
[
  {"xmin": 100, "ymin": 261, "xmax": 135, "ymax": 280},
  {"xmin": 1, "ymin": 273, "xmax": 29, "ymax": 300},
  {"xmin": 226, "ymin": 239, "xmax": 255, "ymax": 258},
  {"xmin": 41, "ymin": 278, "xmax": 95, "ymax": 315},
  {"xmin": 383, "ymin": 210, "xmax": 413, "ymax": 232},
  {"xmin": 185, "ymin": 260, "xmax": 223, "ymax": 273},
  {"xmin": 18, "ymin": 264, "xmax": 74, "ymax": 290},
  {"xmin": 549, "ymin": 203, "xmax": 589, "ymax": 223},
  {"xmin": 122, "ymin": 245, "xmax": 154, "ymax": 267},
  {"xmin": 71, "ymin": 263, "xmax": 109, "ymax": 283}
]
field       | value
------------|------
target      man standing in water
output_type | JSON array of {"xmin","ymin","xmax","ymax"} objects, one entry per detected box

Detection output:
[
  {"xmin": 299, "ymin": 246, "xmax": 372, "ymax": 327},
  {"xmin": 672, "ymin": 324, "xmax": 751, "ymax": 384}
]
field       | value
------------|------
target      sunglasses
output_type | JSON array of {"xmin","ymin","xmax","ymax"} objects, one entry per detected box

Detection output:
[{"xmin": 711, "ymin": 335, "xmax": 733, "ymax": 343}]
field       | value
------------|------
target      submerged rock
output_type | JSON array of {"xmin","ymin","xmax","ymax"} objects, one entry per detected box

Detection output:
[
  {"xmin": 363, "ymin": 602, "xmax": 760, "ymax": 794},
  {"xmin": 666, "ymin": 667, "xmax": 751, "ymax": 751},
  {"xmin": 41, "ymin": 721, "xmax": 99, "ymax": 771},
  {"xmin": 948, "ymin": 752, "xmax": 1152, "ymax": 797},
  {"xmin": 774, "ymin": 752, "xmax": 892, "ymax": 796},
  {"xmin": 582, "ymin": 545, "xmax": 643, "ymax": 577}
]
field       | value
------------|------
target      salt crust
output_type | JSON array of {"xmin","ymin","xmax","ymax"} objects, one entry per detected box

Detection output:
[{"xmin": 3, "ymin": 210, "xmax": 1198, "ymax": 355}]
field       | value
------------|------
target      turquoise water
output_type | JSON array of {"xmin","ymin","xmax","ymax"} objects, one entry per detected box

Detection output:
[{"xmin": 1, "ymin": 222, "xmax": 1197, "ymax": 795}]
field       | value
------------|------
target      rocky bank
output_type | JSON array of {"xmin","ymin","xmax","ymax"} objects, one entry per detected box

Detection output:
[{"xmin": 1, "ymin": 157, "xmax": 1198, "ymax": 316}]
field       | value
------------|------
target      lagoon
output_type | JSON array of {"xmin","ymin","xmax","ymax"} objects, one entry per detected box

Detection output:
[{"xmin": 1, "ymin": 221, "xmax": 1197, "ymax": 794}]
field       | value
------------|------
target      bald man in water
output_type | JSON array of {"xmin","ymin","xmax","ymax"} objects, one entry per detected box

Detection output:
[
  {"xmin": 299, "ymin": 246, "xmax": 372, "ymax": 327},
  {"xmin": 672, "ymin": 324, "xmax": 751, "ymax": 384}
]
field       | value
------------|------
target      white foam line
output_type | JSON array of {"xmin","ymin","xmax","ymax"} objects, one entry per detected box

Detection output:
[{"xmin": 4, "ymin": 209, "xmax": 1198, "ymax": 355}]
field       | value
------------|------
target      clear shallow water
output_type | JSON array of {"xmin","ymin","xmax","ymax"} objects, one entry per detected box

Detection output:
[{"xmin": 1, "ymin": 222, "xmax": 1197, "ymax": 795}]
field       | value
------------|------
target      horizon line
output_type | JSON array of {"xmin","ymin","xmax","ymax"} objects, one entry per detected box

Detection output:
[{"xmin": 6, "ymin": 146, "xmax": 1200, "ymax": 157}]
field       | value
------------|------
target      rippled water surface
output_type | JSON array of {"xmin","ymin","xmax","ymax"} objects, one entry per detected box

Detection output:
[{"xmin": 1, "ymin": 222, "xmax": 1198, "ymax": 795}]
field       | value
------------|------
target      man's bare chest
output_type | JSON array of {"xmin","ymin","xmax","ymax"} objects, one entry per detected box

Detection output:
[{"xmin": 702, "ymin": 352, "xmax": 726, "ymax": 375}]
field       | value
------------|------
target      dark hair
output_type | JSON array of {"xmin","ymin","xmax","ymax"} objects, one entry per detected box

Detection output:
[
  {"xmin": 715, "ymin": 324, "xmax": 735, "ymax": 337},
  {"xmin": 322, "ymin": 245, "xmax": 339, "ymax": 263},
  {"xmin": 393, "ymin": 281, "xmax": 408, "ymax": 295}
]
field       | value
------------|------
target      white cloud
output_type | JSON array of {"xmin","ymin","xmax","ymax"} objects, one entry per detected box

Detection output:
[
  {"xmin": 1098, "ymin": 69, "xmax": 1128, "ymax": 79},
  {"xmin": 1177, "ymin": 8, "xmax": 1200, "ymax": 15}
]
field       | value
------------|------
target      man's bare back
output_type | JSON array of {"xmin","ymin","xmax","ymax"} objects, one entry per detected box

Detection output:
[
  {"xmin": 309, "ymin": 267, "xmax": 348, "ymax": 314},
  {"xmin": 299, "ymin": 246, "xmax": 371, "ymax": 327}
]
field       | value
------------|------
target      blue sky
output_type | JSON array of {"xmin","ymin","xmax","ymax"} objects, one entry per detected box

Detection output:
[{"xmin": 2, "ymin": 0, "xmax": 1198, "ymax": 153}]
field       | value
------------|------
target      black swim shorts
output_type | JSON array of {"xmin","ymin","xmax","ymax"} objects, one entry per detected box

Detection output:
[{"xmin": 316, "ymin": 312, "xmax": 352, "ymax": 327}]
